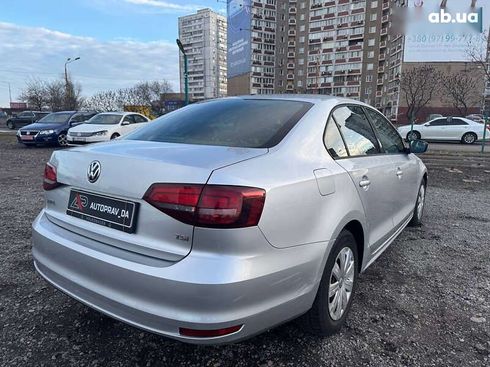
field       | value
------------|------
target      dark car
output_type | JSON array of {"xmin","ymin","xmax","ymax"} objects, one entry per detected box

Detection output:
[
  {"xmin": 17, "ymin": 111, "xmax": 97, "ymax": 146},
  {"xmin": 6, "ymin": 111, "xmax": 50, "ymax": 129}
]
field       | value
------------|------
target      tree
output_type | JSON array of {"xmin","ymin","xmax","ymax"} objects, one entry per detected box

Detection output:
[
  {"xmin": 400, "ymin": 65, "xmax": 442, "ymax": 123},
  {"xmin": 441, "ymin": 72, "xmax": 482, "ymax": 116},
  {"xmin": 19, "ymin": 78, "xmax": 48, "ymax": 110},
  {"xmin": 86, "ymin": 90, "xmax": 120, "ymax": 112},
  {"xmin": 466, "ymin": 30, "xmax": 490, "ymax": 86},
  {"xmin": 64, "ymin": 75, "xmax": 85, "ymax": 110},
  {"xmin": 45, "ymin": 80, "xmax": 65, "ymax": 111}
]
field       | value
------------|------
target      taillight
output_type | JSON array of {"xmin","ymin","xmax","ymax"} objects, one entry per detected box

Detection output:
[
  {"xmin": 43, "ymin": 163, "xmax": 60, "ymax": 190},
  {"xmin": 143, "ymin": 184, "xmax": 266, "ymax": 228}
]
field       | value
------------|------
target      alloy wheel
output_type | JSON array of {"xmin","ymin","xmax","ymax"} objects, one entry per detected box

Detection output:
[
  {"xmin": 328, "ymin": 247, "xmax": 355, "ymax": 321},
  {"xmin": 58, "ymin": 133, "xmax": 67, "ymax": 146},
  {"xmin": 463, "ymin": 133, "xmax": 476, "ymax": 144}
]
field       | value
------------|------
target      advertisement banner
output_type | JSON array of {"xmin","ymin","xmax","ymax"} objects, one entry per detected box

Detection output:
[
  {"xmin": 404, "ymin": 0, "xmax": 489, "ymax": 62},
  {"xmin": 227, "ymin": 0, "xmax": 252, "ymax": 78}
]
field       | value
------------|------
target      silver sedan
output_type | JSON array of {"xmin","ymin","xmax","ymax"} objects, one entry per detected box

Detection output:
[{"xmin": 32, "ymin": 95, "xmax": 428, "ymax": 344}]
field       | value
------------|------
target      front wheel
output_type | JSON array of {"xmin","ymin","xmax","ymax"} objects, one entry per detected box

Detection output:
[
  {"xmin": 409, "ymin": 180, "xmax": 426, "ymax": 226},
  {"xmin": 461, "ymin": 132, "xmax": 477, "ymax": 145},
  {"xmin": 406, "ymin": 131, "xmax": 421, "ymax": 141},
  {"xmin": 110, "ymin": 133, "xmax": 120, "ymax": 140},
  {"xmin": 57, "ymin": 133, "xmax": 68, "ymax": 147},
  {"xmin": 302, "ymin": 230, "xmax": 358, "ymax": 336}
]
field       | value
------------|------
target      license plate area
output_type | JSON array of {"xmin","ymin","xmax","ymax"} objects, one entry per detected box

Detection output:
[
  {"xmin": 21, "ymin": 135, "xmax": 34, "ymax": 140},
  {"xmin": 66, "ymin": 190, "xmax": 139, "ymax": 233}
]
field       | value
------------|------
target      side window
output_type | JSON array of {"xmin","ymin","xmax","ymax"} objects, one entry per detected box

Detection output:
[
  {"xmin": 324, "ymin": 116, "xmax": 349, "ymax": 158},
  {"xmin": 70, "ymin": 113, "xmax": 88, "ymax": 123},
  {"xmin": 123, "ymin": 115, "xmax": 135, "ymax": 124},
  {"xmin": 428, "ymin": 119, "xmax": 446, "ymax": 126},
  {"xmin": 333, "ymin": 106, "xmax": 380, "ymax": 156},
  {"xmin": 364, "ymin": 108, "xmax": 405, "ymax": 153},
  {"xmin": 132, "ymin": 114, "xmax": 147, "ymax": 123}
]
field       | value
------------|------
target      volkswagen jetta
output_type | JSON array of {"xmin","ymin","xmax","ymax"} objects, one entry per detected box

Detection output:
[{"xmin": 32, "ymin": 96, "xmax": 428, "ymax": 344}]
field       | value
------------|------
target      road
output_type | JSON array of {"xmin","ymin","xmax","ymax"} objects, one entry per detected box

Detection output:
[
  {"xmin": 0, "ymin": 136, "xmax": 489, "ymax": 367},
  {"xmin": 429, "ymin": 141, "xmax": 490, "ymax": 153}
]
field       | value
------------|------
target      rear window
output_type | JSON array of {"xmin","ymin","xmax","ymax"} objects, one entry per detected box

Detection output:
[{"xmin": 126, "ymin": 99, "xmax": 313, "ymax": 148}]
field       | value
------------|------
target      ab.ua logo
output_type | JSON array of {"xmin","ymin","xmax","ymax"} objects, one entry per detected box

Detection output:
[{"xmin": 428, "ymin": 9, "xmax": 479, "ymax": 24}]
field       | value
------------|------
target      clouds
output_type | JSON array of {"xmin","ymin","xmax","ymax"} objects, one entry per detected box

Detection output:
[
  {"xmin": 0, "ymin": 22, "xmax": 180, "ymax": 106},
  {"xmin": 123, "ymin": 0, "xmax": 204, "ymax": 12}
]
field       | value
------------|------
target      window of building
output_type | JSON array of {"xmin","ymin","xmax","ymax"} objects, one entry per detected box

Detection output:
[
  {"xmin": 370, "ymin": 13, "xmax": 377, "ymax": 21},
  {"xmin": 300, "ymin": 25, "xmax": 306, "ymax": 32},
  {"xmin": 367, "ymin": 63, "xmax": 374, "ymax": 70},
  {"xmin": 369, "ymin": 26, "xmax": 376, "ymax": 33},
  {"xmin": 368, "ymin": 39, "xmax": 375, "ymax": 46},
  {"xmin": 366, "ymin": 75, "xmax": 373, "ymax": 82},
  {"xmin": 367, "ymin": 51, "xmax": 374, "ymax": 58},
  {"xmin": 371, "ymin": 1, "xmax": 378, "ymax": 8}
]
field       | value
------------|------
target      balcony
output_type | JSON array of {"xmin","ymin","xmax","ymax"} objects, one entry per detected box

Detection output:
[
  {"xmin": 381, "ymin": 28, "xmax": 388, "ymax": 36},
  {"xmin": 288, "ymin": 29, "xmax": 296, "ymax": 36},
  {"xmin": 289, "ymin": 19, "xmax": 297, "ymax": 25},
  {"xmin": 382, "ymin": 15, "xmax": 389, "ymax": 23},
  {"xmin": 287, "ymin": 74, "xmax": 294, "ymax": 80},
  {"xmin": 287, "ymin": 63, "xmax": 295, "ymax": 69},
  {"xmin": 288, "ymin": 41, "xmax": 296, "ymax": 47},
  {"xmin": 378, "ymin": 66, "xmax": 385, "ymax": 73},
  {"xmin": 379, "ymin": 53, "xmax": 386, "ymax": 61},
  {"xmin": 380, "ymin": 40, "xmax": 387, "ymax": 48},
  {"xmin": 289, "ymin": 7, "xmax": 297, "ymax": 14},
  {"xmin": 287, "ymin": 51, "xmax": 295, "ymax": 58}
]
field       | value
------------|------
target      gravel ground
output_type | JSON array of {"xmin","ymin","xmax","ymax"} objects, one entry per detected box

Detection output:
[{"xmin": 0, "ymin": 136, "xmax": 489, "ymax": 367}]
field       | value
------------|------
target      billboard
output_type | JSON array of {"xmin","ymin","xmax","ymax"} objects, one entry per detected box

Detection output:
[
  {"xmin": 404, "ymin": 0, "xmax": 489, "ymax": 62},
  {"xmin": 227, "ymin": 0, "xmax": 252, "ymax": 78}
]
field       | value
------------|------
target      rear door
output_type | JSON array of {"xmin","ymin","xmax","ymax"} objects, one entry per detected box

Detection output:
[
  {"xmin": 364, "ymin": 107, "xmax": 419, "ymax": 227},
  {"xmin": 424, "ymin": 118, "xmax": 448, "ymax": 140},
  {"xmin": 326, "ymin": 105, "xmax": 397, "ymax": 252}
]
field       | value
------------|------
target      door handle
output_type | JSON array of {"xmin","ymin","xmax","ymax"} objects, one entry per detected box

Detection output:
[
  {"xmin": 359, "ymin": 177, "xmax": 371, "ymax": 188},
  {"xmin": 396, "ymin": 168, "xmax": 403, "ymax": 178}
]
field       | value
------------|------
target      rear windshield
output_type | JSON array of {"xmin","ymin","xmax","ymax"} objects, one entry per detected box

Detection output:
[
  {"xmin": 126, "ymin": 99, "xmax": 312, "ymax": 148},
  {"xmin": 38, "ymin": 112, "xmax": 73, "ymax": 124},
  {"xmin": 86, "ymin": 114, "xmax": 122, "ymax": 125}
]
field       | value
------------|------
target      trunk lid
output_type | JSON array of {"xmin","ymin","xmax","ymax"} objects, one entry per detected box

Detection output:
[{"xmin": 44, "ymin": 140, "xmax": 267, "ymax": 261}]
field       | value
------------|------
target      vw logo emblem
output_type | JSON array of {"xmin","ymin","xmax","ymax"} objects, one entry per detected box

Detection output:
[{"xmin": 87, "ymin": 161, "xmax": 101, "ymax": 183}]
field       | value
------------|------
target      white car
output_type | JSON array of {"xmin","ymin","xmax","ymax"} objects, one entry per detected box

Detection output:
[
  {"xmin": 67, "ymin": 112, "xmax": 150, "ymax": 145},
  {"xmin": 397, "ymin": 117, "xmax": 488, "ymax": 144}
]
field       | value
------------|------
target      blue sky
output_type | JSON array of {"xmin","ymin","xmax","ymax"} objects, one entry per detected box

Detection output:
[{"xmin": 0, "ymin": 0, "xmax": 224, "ymax": 107}]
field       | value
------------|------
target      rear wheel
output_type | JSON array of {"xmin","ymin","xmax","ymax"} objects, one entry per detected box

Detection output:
[
  {"xmin": 302, "ymin": 230, "xmax": 358, "ymax": 336},
  {"xmin": 7, "ymin": 120, "xmax": 15, "ymax": 129},
  {"xmin": 409, "ymin": 180, "xmax": 426, "ymax": 226},
  {"xmin": 461, "ymin": 132, "xmax": 477, "ymax": 145},
  {"xmin": 406, "ymin": 131, "xmax": 421, "ymax": 141},
  {"xmin": 110, "ymin": 133, "xmax": 120, "ymax": 140}
]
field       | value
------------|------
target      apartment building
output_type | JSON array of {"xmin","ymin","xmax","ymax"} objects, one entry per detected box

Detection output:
[
  {"xmin": 178, "ymin": 8, "xmax": 227, "ymax": 101},
  {"xmin": 228, "ymin": 0, "xmax": 405, "ymax": 121}
]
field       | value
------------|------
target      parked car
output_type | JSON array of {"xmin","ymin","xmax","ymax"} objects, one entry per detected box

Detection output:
[
  {"xmin": 17, "ymin": 111, "xmax": 97, "ymax": 146},
  {"xmin": 0, "ymin": 111, "xmax": 8, "ymax": 126},
  {"xmin": 398, "ymin": 116, "xmax": 488, "ymax": 144},
  {"xmin": 67, "ymin": 112, "xmax": 150, "ymax": 145},
  {"xmin": 466, "ymin": 114, "xmax": 485, "ymax": 124},
  {"xmin": 6, "ymin": 111, "xmax": 50, "ymax": 129},
  {"xmin": 32, "ymin": 96, "xmax": 428, "ymax": 344}
]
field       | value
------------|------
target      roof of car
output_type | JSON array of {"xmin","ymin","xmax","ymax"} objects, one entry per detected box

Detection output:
[{"xmin": 221, "ymin": 94, "xmax": 369, "ymax": 106}]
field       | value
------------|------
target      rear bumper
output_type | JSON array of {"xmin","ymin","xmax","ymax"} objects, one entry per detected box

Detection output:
[{"xmin": 32, "ymin": 210, "xmax": 328, "ymax": 344}]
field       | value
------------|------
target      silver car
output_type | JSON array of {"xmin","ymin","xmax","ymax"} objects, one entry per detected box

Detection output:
[{"xmin": 32, "ymin": 95, "xmax": 428, "ymax": 344}]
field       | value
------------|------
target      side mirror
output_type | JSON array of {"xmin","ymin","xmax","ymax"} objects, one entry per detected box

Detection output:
[
  {"xmin": 409, "ymin": 139, "xmax": 429, "ymax": 154},
  {"xmin": 121, "ymin": 121, "xmax": 130, "ymax": 126}
]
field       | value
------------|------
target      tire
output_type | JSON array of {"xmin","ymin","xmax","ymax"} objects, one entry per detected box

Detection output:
[
  {"xmin": 302, "ymin": 230, "xmax": 359, "ymax": 336},
  {"xmin": 409, "ymin": 179, "xmax": 426, "ymax": 227},
  {"xmin": 57, "ymin": 133, "xmax": 68, "ymax": 147},
  {"xmin": 7, "ymin": 120, "xmax": 15, "ymax": 130},
  {"xmin": 461, "ymin": 132, "xmax": 477, "ymax": 145},
  {"xmin": 110, "ymin": 133, "xmax": 120, "ymax": 140},
  {"xmin": 406, "ymin": 131, "xmax": 421, "ymax": 141}
]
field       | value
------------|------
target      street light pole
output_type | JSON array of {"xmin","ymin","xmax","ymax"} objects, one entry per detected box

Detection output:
[
  {"xmin": 0, "ymin": 81, "xmax": 12, "ymax": 104},
  {"xmin": 64, "ymin": 57, "xmax": 80, "ymax": 109},
  {"xmin": 176, "ymin": 39, "xmax": 189, "ymax": 105}
]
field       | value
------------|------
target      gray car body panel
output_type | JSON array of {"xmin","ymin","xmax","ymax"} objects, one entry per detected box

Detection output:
[{"xmin": 32, "ymin": 95, "xmax": 427, "ymax": 344}]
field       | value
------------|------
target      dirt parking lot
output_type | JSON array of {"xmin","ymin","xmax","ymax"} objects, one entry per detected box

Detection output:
[{"xmin": 0, "ymin": 136, "xmax": 489, "ymax": 367}]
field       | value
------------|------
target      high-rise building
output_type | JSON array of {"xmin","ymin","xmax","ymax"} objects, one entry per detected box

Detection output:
[
  {"xmin": 178, "ymin": 8, "xmax": 228, "ymax": 101},
  {"xmin": 227, "ymin": 0, "xmax": 404, "ymax": 121}
]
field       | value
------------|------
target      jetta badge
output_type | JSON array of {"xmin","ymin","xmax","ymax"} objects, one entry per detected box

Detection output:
[{"xmin": 87, "ymin": 161, "xmax": 101, "ymax": 183}]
